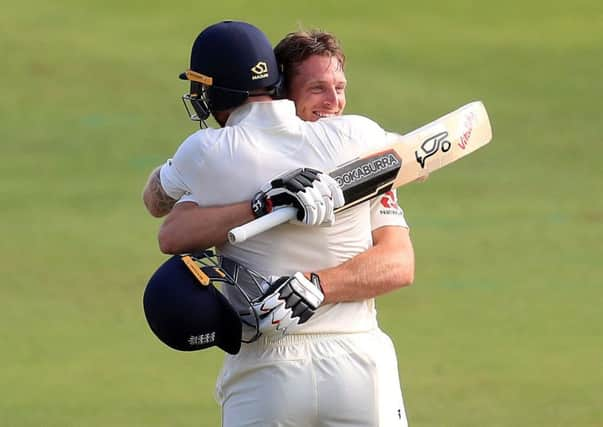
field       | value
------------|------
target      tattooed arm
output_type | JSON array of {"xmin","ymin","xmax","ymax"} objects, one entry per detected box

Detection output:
[{"xmin": 142, "ymin": 166, "xmax": 177, "ymax": 218}]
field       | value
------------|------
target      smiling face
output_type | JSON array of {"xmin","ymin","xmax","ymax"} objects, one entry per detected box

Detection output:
[{"xmin": 287, "ymin": 55, "xmax": 347, "ymax": 122}]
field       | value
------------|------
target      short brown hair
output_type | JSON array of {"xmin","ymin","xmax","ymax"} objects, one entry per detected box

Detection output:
[{"xmin": 274, "ymin": 30, "xmax": 346, "ymax": 92}]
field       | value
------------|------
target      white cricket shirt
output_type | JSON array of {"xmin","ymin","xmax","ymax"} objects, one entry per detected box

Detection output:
[{"xmin": 160, "ymin": 100, "xmax": 407, "ymax": 334}]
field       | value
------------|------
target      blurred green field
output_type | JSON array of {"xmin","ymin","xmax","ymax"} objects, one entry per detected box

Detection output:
[{"xmin": 1, "ymin": 0, "xmax": 601, "ymax": 426}]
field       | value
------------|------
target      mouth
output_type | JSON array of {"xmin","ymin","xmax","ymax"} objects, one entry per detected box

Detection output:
[{"xmin": 314, "ymin": 111, "xmax": 338, "ymax": 119}]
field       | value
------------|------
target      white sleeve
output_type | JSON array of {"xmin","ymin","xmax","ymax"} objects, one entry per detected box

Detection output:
[
  {"xmin": 370, "ymin": 190, "xmax": 409, "ymax": 231},
  {"xmin": 345, "ymin": 115, "xmax": 389, "ymax": 148},
  {"xmin": 384, "ymin": 130, "xmax": 403, "ymax": 146},
  {"xmin": 177, "ymin": 193, "xmax": 200, "ymax": 205},
  {"xmin": 340, "ymin": 118, "xmax": 409, "ymax": 229},
  {"xmin": 159, "ymin": 158, "xmax": 189, "ymax": 200},
  {"xmin": 158, "ymin": 135, "xmax": 203, "ymax": 200}
]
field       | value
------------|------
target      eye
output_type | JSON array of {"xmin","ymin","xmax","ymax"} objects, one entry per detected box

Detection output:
[{"xmin": 310, "ymin": 85, "xmax": 324, "ymax": 94}]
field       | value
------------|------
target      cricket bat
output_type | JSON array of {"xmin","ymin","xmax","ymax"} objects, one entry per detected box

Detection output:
[{"xmin": 228, "ymin": 100, "xmax": 493, "ymax": 244}]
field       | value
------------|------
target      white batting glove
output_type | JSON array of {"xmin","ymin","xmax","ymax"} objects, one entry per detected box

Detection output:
[
  {"xmin": 251, "ymin": 168, "xmax": 344, "ymax": 226},
  {"xmin": 299, "ymin": 173, "xmax": 345, "ymax": 225},
  {"xmin": 252, "ymin": 272, "xmax": 324, "ymax": 337}
]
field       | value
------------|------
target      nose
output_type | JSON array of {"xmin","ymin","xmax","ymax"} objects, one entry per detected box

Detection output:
[{"xmin": 323, "ymin": 87, "xmax": 337, "ymax": 107}]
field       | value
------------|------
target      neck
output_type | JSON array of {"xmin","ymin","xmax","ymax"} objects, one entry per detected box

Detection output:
[
  {"xmin": 213, "ymin": 96, "xmax": 276, "ymax": 127},
  {"xmin": 247, "ymin": 94, "xmax": 274, "ymax": 103}
]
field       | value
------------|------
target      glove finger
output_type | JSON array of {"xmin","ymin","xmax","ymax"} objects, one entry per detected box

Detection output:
[
  {"xmin": 300, "ymin": 168, "xmax": 320, "ymax": 181},
  {"xmin": 271, "ymin": 168, "xmax": 314, "ymax": 193},
  {"xmin": 258, "ymin": 301, "xmax": 299, "ymax": 336},
  {"xmin": 302, "ymin": 168, "xmax": 322, "ymax": 180},
  {"xmin": 255, "ymin": 293, "xmax": 282, "ymax": 315},
  {"xmin": 323, "ymin": 197, "xmax": 335, "ymax": 226},
  {"xmin": 296, "ymin": 189, "xmax": 317, "ymax": 225},
  {"xmin": 289, "ymin": 169, "xmax": 319, "ymax": 192},
  {"xmin": 319, "ymin": 173, "xmax": 345, "ymax": 208},
  {"xmin": 311, "ymin": 179, "xmax": 332, "ymax": 224},
  {"xmin": 323, "ymin": 195, "xmax": 335, "ymax": 225},
  {"xmin": 308, "ymin": 185, "xmax": 326, "ymax": 225},
  {"xmin": 273, "ymin": 168, "xmax": 303, "ymax": 184},
  {"xmin": 311, "ymin": 176, "xmax": 330, "ymax": 197},
  {"xmin": 287, "ymin": 177, "xmax": 311, "ymax": 193},
  {"xmin": 306, "ymin": 185, "xmax": 327, "ymax": 225}
]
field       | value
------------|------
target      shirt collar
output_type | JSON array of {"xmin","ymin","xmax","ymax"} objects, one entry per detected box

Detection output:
[{"xmin": 225, "ymin": 99, "xmax": 297, "ymax": 127}]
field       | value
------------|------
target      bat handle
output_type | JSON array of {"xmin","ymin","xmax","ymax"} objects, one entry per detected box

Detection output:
[{"xmin": 227, "ymin": 207, "xmax": 298, "ymax": 244}]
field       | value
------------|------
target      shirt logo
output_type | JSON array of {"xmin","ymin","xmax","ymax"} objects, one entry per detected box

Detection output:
[
  {"xmin": 379, "ymin": 190, "xmax": 403, "ymax": 216},
  {"xmin": 380, "ymin": 190, "xmax": 397, "ymax": 208},
  {"xmin": 251, "ymin": 61, "xmax": 269, "ymax": 80}
]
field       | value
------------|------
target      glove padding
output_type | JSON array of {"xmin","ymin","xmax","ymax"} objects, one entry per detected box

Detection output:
[
  {"xmin": 252, "ymin": 272, "xmax": 324, "ymax": 337},
  {"xmin": 252, "ymin": 168, "xmax": 345, "ymax": 226}
]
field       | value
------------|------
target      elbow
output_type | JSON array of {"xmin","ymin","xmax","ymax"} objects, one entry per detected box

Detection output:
[
  {"xmin": 158, "ymin": 226, "xmax": 180, "ymax": 254},
  {"xmin": 402, "ymin": 268, "xmax": 415, "ymax": 287},
  {"xmin": 397, "ymin": 245, "xmax": 415, "ymax": 288},
  {"xmin": 394, "ymin": 264, "xmax": 415, "ymax": 289},
  {"xmin": 158, "ymin": 237, "xmax": 175, "ymax": 255},
  {"xmin": 157, "ymin": 222, "xmax": 209, "ymax": 255},
  {"xmin": 158, "ymin": 240, "xmax": 176, "ymax": 255}
]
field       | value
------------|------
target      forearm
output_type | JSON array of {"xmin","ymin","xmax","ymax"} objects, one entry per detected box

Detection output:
[
  {"xmin": 158, "ymin": 201, "xmax": 254, "ymax": 254},
  {"xmin": 315, "ymin": 227, "xmax": 415, "ymax": 304},
  {"xmin": 142, "ymin": 167, "xmax": 177, "ymax": 217}
]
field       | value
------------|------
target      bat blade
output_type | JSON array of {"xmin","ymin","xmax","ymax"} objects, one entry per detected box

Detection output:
[
  {"xmin": 228, "ymin": 101, "xmax": 493, "ymax": 244},
  {"xmin": 390, "ymin": 100, "xmax": 492, "ymax": 187}
]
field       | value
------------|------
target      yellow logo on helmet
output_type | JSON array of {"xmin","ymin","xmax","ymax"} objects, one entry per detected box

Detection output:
[{"xmin": 251, "ymin": 61, "xmax": 269, "ymax": 80}]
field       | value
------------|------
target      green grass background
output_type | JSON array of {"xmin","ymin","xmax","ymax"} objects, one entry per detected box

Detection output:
[{"xmin": 1, "ymin": 0, "xmax": 601, "ymax": 426}]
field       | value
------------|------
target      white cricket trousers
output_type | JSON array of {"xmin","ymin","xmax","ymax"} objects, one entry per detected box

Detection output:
[{"xmin": 216, "ymin": 328, "xmax": 408, "ymax": 427}]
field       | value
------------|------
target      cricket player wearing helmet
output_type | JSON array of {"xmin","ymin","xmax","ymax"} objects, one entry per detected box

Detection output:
[{"xmin": 143, "ymin": 21, "xmax": 413, "ymax": 426}]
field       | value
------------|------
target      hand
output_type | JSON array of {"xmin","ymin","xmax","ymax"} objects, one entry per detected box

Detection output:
[
  {"xmin": 252, "ymin": 272, "xmax": 324, "ymax": 337},
  {"xmin": 251, "ymin": 168, "xmax": 344, "ymax": 226}
]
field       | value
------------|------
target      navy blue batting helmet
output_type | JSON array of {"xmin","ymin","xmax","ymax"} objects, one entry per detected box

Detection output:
[
  {"xmin": 179, "ymin": 20, "xmax": 282, "ymax": 122},
  {"xmin": 143, "ymin": 253, "xmax": 243, "ymax": 354}
]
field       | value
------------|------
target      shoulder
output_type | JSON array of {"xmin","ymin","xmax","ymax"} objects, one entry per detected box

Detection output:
[
  {"xmin": 331, "ymin": 114, "xmax": 381, "ymax": 126},
  {"xmin": 323, "ymin": 114, "xmax": 384, "ymax": 135},
  {"xmin": 173, "ymin": 127, "xmax": 228, "ymax": 160},
  {"xmin": 181, "ymin": 127, "xmax": 224, "ymax": 149},
  {"xmin": 316, "ymin": 115, "xmax": 387, "ymax": 147}
]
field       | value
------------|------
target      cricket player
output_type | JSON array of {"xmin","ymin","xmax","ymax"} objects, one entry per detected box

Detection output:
[{"xmin": 143, "ymin": 21, "xmax": 414, "ymax": 426}]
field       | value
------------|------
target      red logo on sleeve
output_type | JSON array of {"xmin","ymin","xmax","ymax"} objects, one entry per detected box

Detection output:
[{"xmin": 380, "ymin": 191, "xmax": 397, "ymax": 208}]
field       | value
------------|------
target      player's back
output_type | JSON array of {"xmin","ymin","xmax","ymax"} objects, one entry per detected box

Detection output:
[
  {"xmin": 161, "ymin": 99, "xmax": 392, "ymax": 333},
  {"xmin": 170, "ymin": 101, "xmax": 384, "ymax": 205}
]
